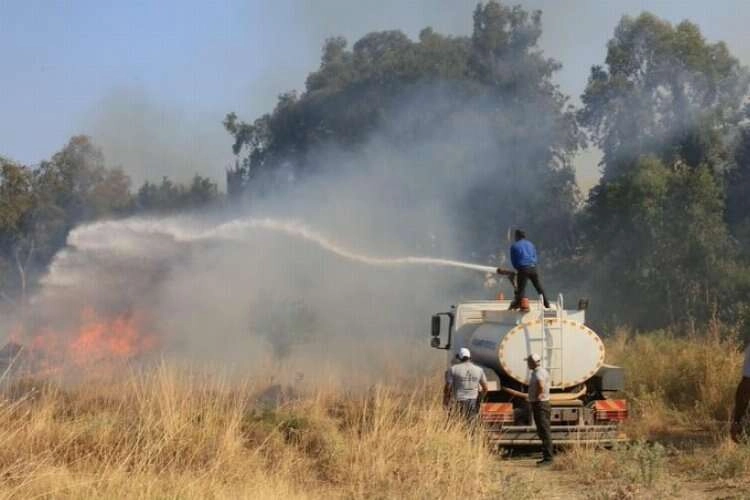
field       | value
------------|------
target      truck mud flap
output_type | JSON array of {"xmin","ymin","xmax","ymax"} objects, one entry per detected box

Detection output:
[{"xmin": 487, "ymin": 425, "xmax": 627, "ymax": 446}]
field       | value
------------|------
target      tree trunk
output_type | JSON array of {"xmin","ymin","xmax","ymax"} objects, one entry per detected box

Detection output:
[{"xmin": 14, "ymin": 239, "xmax": 34, "ymax": 312}]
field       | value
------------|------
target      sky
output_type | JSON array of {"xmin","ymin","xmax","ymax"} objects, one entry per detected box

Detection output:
[{"xmin": 1, "ymin": 0, "xmax": 749, "ymax": 189}]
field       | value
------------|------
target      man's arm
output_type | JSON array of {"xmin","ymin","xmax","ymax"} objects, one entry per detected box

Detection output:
[
  {"xmin": 479, "ymin": 372, "xmax": 488, "ymax": 401},
  {"xmin": 510, "ymin": 244, "xmax": 520, "ymax": 270},
  {"xmin": 731, "ymin": 377, "xmax": 750, "ymax": 442},
  {"xmin": 443, "ymin": 382, "xmax": 452, "ymax": 407},
  {"xmin": 443, "ymin": 370, "xmax": 453, "ymax": 407}
]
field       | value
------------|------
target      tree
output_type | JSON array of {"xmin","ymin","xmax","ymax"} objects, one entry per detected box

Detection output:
[
  {"xmin": 29, "ymin": 136, "xmax": 133, "ymax": 264},
  {"xmin": 0, "ymin": 159, "xmax": 36, "ymax": 306},
  {"xmin": 224, "ymin": 1, "xmax": 583, "ymax": 259},
  {"xmin": 726, "ymin": 125, "xmax": 750, "ymax": 249},
  {"xmin": 579, "ymin": 13, "xmax": 749, "ymax": 180},
  {"xmin": 578, "ymin": 13, "xmax": 750, "ymax": 328},
  {"xmin": 581, "ymin": 157, "xmax": 736, "ymax": 326},
  {"xmin": 135, "ymin": 175, "xmax": 219, "ymax": 213},
  {"xmin": 0, "ymin": 137, "xmax": 137, "ymax": 307}
]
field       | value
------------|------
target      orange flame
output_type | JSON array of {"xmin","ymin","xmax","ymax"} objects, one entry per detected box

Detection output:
[
  {"xmin": 69, "ymin": 308, "xmax": 157, "ymax": 365},
  {"xmin": 10, "ymin": 307, "xmax": 158, "ymax": 374}
]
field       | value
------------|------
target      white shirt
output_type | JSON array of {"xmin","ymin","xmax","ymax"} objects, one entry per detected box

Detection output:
[
  {"xmin": 445, "ymin": 361, "xmax": 487, "ymax": 401},
  {"xmin": 528, "ymin": 367, "xmax": 550, "ymax": 402},
  {"xmin": 743, "ymin": 346, "xmax": 750, "ymax": 378}
]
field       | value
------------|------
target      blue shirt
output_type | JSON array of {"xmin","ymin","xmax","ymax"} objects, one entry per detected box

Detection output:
[{"xmin": 510, "ymin": 239, "xmax": 537, "ymax": 270}]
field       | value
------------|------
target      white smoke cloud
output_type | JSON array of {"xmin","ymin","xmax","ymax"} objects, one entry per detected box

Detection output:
[
  {"xmin": 27, "ymin": 83, "xmax": 549, "ymax": 384},
  {"xmin": 81, "ymin": 87, "xmax": 232, "ymax": 186}
]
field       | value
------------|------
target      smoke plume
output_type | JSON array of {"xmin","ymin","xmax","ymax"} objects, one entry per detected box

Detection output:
[
  {"xmin": 20, "ymin": 79, "xmax": 571, "ymax": 386},
  {"xmin": 82, "ymin": 88, "xmax": 232, "ymax": 186}
]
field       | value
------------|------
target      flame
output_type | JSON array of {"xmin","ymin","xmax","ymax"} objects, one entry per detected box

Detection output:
[
  {"xmin": 68, "ymin": 308, "xmax": 156, "ymax": 364},
  {"xmin": 9, "ymin": 307, "xmax": 158, "ymax": 374}
]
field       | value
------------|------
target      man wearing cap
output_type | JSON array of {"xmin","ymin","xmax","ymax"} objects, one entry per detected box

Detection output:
[
  {"xmin": 527, "ymin": 353, "xmax": 554, "ymax": 464},
  {"xmin": 444, "ymin": 347, "xmax": 488, "ymax": 419},
  {"xmin": 731, "ymin": 342, "xmax": 750, "ymax": 442}
]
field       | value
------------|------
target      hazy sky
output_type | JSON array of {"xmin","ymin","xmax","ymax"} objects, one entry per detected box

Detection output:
[{"xmin": 1, "ymin": 0, "xmax": 748, "ymax": 188}]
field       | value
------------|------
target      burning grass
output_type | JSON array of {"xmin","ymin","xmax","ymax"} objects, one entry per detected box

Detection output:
[{"xmin": 7, "ymin": 307, "xmax": 158, "ymax": 376}]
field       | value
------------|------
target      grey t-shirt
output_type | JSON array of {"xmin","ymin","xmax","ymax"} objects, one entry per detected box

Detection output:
[
  {"xmin": 528, "ymin": 367, "xmax": 550, "ymax": 402},
  {"xmin": 445, "ymin": 361, "xmax": 487, "ymax": 401}
]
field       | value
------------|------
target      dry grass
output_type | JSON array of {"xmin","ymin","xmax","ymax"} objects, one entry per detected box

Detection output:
[
  {"xmin": 553, "ymin": 440, "xmax": 679, "ymax": 499},
  {"xmin": 553, "ymin": 432, "xmax": 750, "ymax": 498},
  {"xmin": 0, "ymin": 329, "xmax": 747, "ymax": 498},
  {"xmin": 0, "ymin": 364, "xmax": 525, "ymax": 499},
  {"xmin": 550, "ymin": 327, "xmax": 750, "ymax": 498},
  {"xmin": 674, "ymin": 434, "xmax": 750, "ymax": 486},
  {"xmin": 604, "ymin": 324, "xmax": 743, "ymax": 436}
]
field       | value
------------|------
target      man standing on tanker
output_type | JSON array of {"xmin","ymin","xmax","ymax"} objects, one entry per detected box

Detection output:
[
  {"xmin": 444, "ymin": 347, "xmax": 488, "ymax": 419},
  {"xmin": 510, "ymin": 229, "xmax": 551, "ymax": 309}
]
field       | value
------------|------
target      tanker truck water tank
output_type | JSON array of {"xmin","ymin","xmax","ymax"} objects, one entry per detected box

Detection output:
[{"xmin": 466, "ymin": 313, "xmax": 605, "ymax": 389}]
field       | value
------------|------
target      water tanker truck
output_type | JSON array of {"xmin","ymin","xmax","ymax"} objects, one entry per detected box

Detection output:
[{"xmin": 431, "ymin": 294, "xmax": 627, "ymax": 446}]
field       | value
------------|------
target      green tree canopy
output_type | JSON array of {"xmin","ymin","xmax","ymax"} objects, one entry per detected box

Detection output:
[
  {"xmin": 136, "ymin": 175, "xmax": 219, "ymax": 213},
  {"xmin": 578, "ymin": 13, "xmax": 750, "ymax": 328},
  {"xmin": 225, "ymin": 1, "xmax": 583, "ymax": 259},
  {"xmin": 0, "ymin": 136, "xmax": 223, "ymax": 306},
  {"xmin": 580, "ymin": 13, "xmax": 749, "ymax": 180}
]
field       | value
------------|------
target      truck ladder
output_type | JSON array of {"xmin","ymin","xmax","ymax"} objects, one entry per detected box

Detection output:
[{"xmin": 538, "ymin": 294, "xmax": 564, "ymax": 386}]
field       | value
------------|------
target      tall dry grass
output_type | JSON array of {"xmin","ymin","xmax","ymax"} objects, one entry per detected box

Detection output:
[
  {"xmin": 0, "ymin": 364, "xmax": 525, "ymax": 499},
  {"xmin": 0, "ymin": 329, "xmax": 747, "ymax": 498},
  {"xmin": 604, "ymin": 323, "xmax": 743, "ymax": 436},
  {"xmin": 550, "ymin": 325, "xmax": 750, "ymax": 498}
]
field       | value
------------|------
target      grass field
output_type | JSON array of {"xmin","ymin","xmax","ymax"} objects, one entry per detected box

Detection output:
[{"xmin": 0, "ymin": 327, "xmax": 747, "ymax": 499}]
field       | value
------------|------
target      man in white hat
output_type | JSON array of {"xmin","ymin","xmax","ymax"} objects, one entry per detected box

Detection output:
[
  {"xmin": 443, "ymin": 347, "xmax": 488, "ymax": 419},
  {"xmin": 527, "ymin": 353, "xmax": 553, "ymax": 464}
]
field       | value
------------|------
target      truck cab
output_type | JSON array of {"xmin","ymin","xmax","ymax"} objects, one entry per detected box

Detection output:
[{"xmin": 431, "ymin": 295, "xmax": 627, "ymax": 446}]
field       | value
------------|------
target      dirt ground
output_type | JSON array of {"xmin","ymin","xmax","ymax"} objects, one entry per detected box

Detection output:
[
  {"xmin": 498, "ymin": 433, "xmax": 750, "ymax": 500},
  {"xmin": 503, "ymin": 458, "xmax": 743, "ymax": 499}
]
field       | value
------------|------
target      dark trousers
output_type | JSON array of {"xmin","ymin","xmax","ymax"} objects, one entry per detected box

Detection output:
[
  {"xmin": 531, "ymin": 401, "xmax": 553, "ymax": 460},
  {"xmin": 451, "ymin": 399, "xmax": 479, "ymax": 420},
  {"xmin": 514, "ymin": 266, "xmax": 550, "ymax": 308}
]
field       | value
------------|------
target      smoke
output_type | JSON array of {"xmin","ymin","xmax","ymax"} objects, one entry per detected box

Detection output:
[
  {"xmin": 81, "ymin": 87, "xmax": 232, "ymax": 186},
  {"xmin": 22, "ymin": 80, "xmax": 573, "ymax": 385}
]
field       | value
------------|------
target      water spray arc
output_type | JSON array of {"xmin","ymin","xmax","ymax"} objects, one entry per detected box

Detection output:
[
  {"xmin": 56, "ymin": 216, "xmax": 497, "ymax": 283},
  {"xmin": 199, "ymin": 218, "xmax": 497, "ymax": 274}
]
